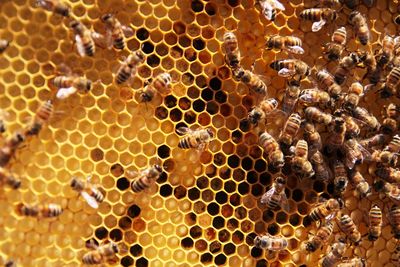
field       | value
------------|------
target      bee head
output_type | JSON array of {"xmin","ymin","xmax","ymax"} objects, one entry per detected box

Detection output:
[
  {"xmin": 265, "ymin": 37, "xmax": 274, "ymax": 50},
  {"xmin": 367, "ymin": 234, "xmax": 378, "ymax": 241},
  {"xmin": 85, "ymin": 79, "xmax": 92, "ymax": 91},
  {"xmin": 69, "ymin": 20, "xmax": 80, "ymax": 29},
  {"xmin": 305, "ymin": 242, "xmax": 316, "ymax": 252},
  {"xmin": 101, "ymin": 13, "xmax": 113, "ymax": 22},
  {"xmin": 348, "ymin": 11, "xmax": 358, "ymax": 23},
  {"xmin": 14, "ymin": 132, "xmax": 25, "ymax": 143},
  {"xmin": 111, "ymin": 242, "xmax": 119, "ymax": 253},
  {"xmin": 248, "ymin": 109, "xmax": 262, "ymax": 125},
  {"xmin": 206, "ymin": 128, "xmax": 214, "ymax": 138},
  {"xmin": 276, "ymin": 176, "xmax": 286, "ymax": 185},
  {"xmin": 253, "ymin": 236, "xmax": 261, "ymax": 247},
  {"xmin": 135, "ymin": 50, "xmax": 145, "ymax": 62},
  {"xmin": 154, "ymin": 164, "xmax": 163, "ymax": 173},
  {"xmin": 373, "ymin": 180, "xmax": 385, "ymax": 192},
  {"xmin": 8, "ymin": 176, "xmax": 21, "ymax": 189},
  {"xmin": 336, "ymin": 198, "xmax": 344, "ymax": 209}
]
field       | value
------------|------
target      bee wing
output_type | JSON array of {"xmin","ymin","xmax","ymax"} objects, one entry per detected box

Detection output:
[
  {"xmin": 345, "ymin": 154, "xmax": 356, "ymax": 170},
  {"xmin": 312, "ymin": 19, "xmax": 327, "ymax": 32},
  {"xmin": 279, "ymin": 192, "xmax": 290, "ymax": 212},
  {"xmin": 271, "ymin": 0, "xmax": 285, "ymax": 10},
  {"xmin": 80, "ymin": 192, "xmax": 99, "ymax": 209},
  {"xmin": 278, "ymin": 68, "xmax": 296, "ymax": 77},
  {"xmin": 260, "ymin": 187, "xmax": 276, "ymax": 204},
  {"xmin": 74, "ymin": 35, "xmax": 85, "ymax": 57},
  {"xmin": 176, "ymin": 127, "xmax": 193, "ymax": 135},
  {"xmin": 91, "ymin": 31, "xmax": 111, "ymax": 50},
  {"xmin": 358, "ymin": 144, "xmax": 372, "ymax": 161},
  {"xmin": 35, "ymin": 0, "xmax": 51, "ymax": 11},
  {"xmin": 285, "ymin": 45, "xmax": 305, "ymax": 54},
  {"xmin": 260, "ymin": 2, "xmax": 274, "ymax": 20},
  {"xmin": 56, "ymin": 87, "xmax": 77, "ymax": 99},
  {"xmin": 325, "ymin": 211, "xmax": 337, "ymax": 221},
  {"xmin": 127, "ymin": 170, "xmax": 139, "ymax": 178},
  {"xmin": 121, "ymin": 25, "xmax": 134, "ymax": 38}
]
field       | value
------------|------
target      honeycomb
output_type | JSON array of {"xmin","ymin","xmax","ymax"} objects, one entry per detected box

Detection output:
[{"xmin": 0, "ymin": 0, "xmax": 399, "ymax": 266}]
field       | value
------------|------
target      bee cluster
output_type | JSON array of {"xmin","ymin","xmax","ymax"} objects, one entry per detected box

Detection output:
[{"xmin": 1, "ymin": 0, "xmax": 400, "ymax": 266}]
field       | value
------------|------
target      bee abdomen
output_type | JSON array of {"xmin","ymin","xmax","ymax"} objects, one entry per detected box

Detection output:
[
  {"xmin": 93, "ymin": 190, "xmax": 104, "ymax": 202},
  {"xmin": 131, "ymin": 178, "xmax": 149, "ymax": 193},
  {"xmin": 178, "ymin": 137, "xmax": 192, "ymax": 149},
  {"xmin": 114, "ymin": 37, "xmax": 125, "ymax": 50},
  {"xmin": 116, "ymin": 69, "xmax": 130, "ymax": 84},
  {"xmin": 54, "ymin": 5, "xmax": 70, "ymax": 17},
  {"xmin": 84, "ymin": 42, "xmax": 94, "ymax": 57},
  {"xmin": 82, "ymin": 253, "xmax": 101, "ymax": 265}
]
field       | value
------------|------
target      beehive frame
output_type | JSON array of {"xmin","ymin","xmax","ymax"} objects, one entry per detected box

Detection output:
[{"xmin": 0, "ymin": 0, "xmax": 400, "ymax": 266}]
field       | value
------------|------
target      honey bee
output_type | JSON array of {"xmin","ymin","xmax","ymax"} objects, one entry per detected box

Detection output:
[
  {"xmin": 343, "ymin": 115, "xmax": 361, "ymax": 139},
  {"xmin": 343, "ymin": 139, "xmax": 371, "ymax": 169},
  {"xmin": 310, "ymin": 151, "xmax": 331, "ymax": 181},
  {"xmin": 36, "ymin": 0, "xmax": 70, "ymax": 17},
  {"xmin": 337, "ymin": 214, "xmax": 361, "ymax": 245},
  {"xmin": 381, "ymin": 116, "xmax": 397, "ymax": 134},
  {"xmin": 349, "ymin": 170, "xmax": 371, "ymax": 198},
  {"xmin": 0, "ymin": 132, "xmax": 25, "ymax": 167},
  {"xmin": 349, "ymin": 11, "xmax": 370, "ymax": 45},
  {"xmin": 305, "ymin": 106, "xmax": 332, "ymax": 126},
  {"xmin": 315, "ymin": 0, "xmax": 341, "ymax": 8},
  {"xmin": 320, "ymin": 239, "xmax": 347, "ymax": 267},
  {"xmin": 232, "ymin": 67, "xmax": 268, "ymax": 95},
  {"xmin": 282, "ymin": 83, "xmax": 300, "ymax": 114},
  {"xmin": 100, "ymin": 13, "xmax": 134, "ymax": 50},
  {"xmin": 292, "ymin": 139, "xmax": 315, "ymax": 179},
  {"xmin": 300, "ymin": 8, "xmax": 337, "ymax": 32},
  {"xmin": 392, "ymin": 244, "xmax": 400, "ymax": 266},
  {"xmin": 115, "ymin": 50, "xmax": 145, "ymax": 85},
  {"xmin": 278, "ymin": 112, "xmax": 302, "ymax": 148},
  {"xmin": 25, "ymin": 100, "xmax": 53, "ymax": 136},
  {"xmin": 316, "ymin": 69, "xmax": 342, "ymax": 99},
  {"xmin": 4, "ymin": 259, "xmax": 16, "ymax": 267},
  {"xmin": 137, "ymin": 73, "xmax": 172, "ymax": 103},
  {"xmin": 69, "ymin": 20, "xmax": 96, "ymax": 57},
  {"xmin": 223, "ymin": 32, "xmax": 240, "ymax": 68},
  {"xmin": 343, "ymin": 82, "xmax": 364, "ymax": 112},
  {"xmin": 359, "ymin": 51, "xmax": 382, "ymax": 86},
  {"xmin": 325, "ymin": 27, "xmax": 347, "ymax": 61},
  {"xmin": 351, "ymin": 106, "xmax": 380, "ymax": 131},
  {"xmin": 337, "ymin": 257, "xmax": 366, "ymax": 267},
  {"xmin": 16, "ymin": 203, "xmax": 63, "ymax": 218},
  {"xmin": 177, "ymin": 127, "xmax": 214, "ymax": 151},
  {"xmin": 362, "ymin": 0, "xmax": 374, "ymax": 6},
  {"xmin": 376, "ymin": 35, "xmax": 395, "ymax": 66},
  {"xmin": 367, "ymin": 204, "xmax": 382, "ymax": 241},
  {"xmin": 359, "ymin": 134, "xmax": 388, "ymax": 150},
  {"xmin": 372, "ymin": 150, "xmax": 398, "ymax": 167},
  {"xmin": 374, "ymin": 180, "xmax": 400, "ymax": 202},
  {"xmin": 254, "ymin": 233, "xmax": 288, "ymax": 251},
  {"xmin": 375, "ymin": 166, "xmax": 400, "ymax": 183},
  {"xmin": 248, "ymin": 98, "xmax": 279, "ymax": 125},
  {"xmin": 388, "ymin": 204, "xmax": 400, "ymax": 239},
  {"xmin": 305, "ymin": 221, "xmax": 334, "ymax": 252},
  {"xmin": 333, "ymin": 160, "xmax": 348, "ymax": 196},
  {"xmin": 265, "ymin": 35, "xmax": 304, "ymax": 54},
  {"xmin": 70, "ymin": 176, "xmax": 104, "ymax": 209},
  {"xmin": 270, "ymin": 59, "xmax": 310, "ymax": 81},
  {"xmin": 0, "ymin": 167, "xmax": 21, "ymax": 189},
  {"xmin": 259, "ymin": 131, "xmax": 285, "ymax": 169},
  {"xmin": 334, "ymin": 52, "xmax": 361, "ymax": 85},
  {"xmin": 386, "ymin": 104, "xmax": 400, "ymax": 120},
  {"xmin": 299, "ymin": 88, "xmax": 331, "ymax": 108},
  {"xmin": 256, "ymin": 0, "xmax": 285, "ymax": 21},
  {"xmin": 379, "ymin": 66, "xmax": 400, "ymax": 98},
  {"xmin": 129, "ymin": 164, "xmax": 162, "ymax": 193},
  {"xmin": 308, "ymin": 198, "xmax": 342, "ymax": 222},
  {"xmin": 82, "ymin": 241, "xmax": 119, "ymax": 265},
  {"xmin": 325, "ymin": 116, "xmax": 346, "ymax": 153},
  {"xmin": 0, "ymin": 39, "xmax": 10, "ymax": 53},
  {"xmin": 260, "ymin": 176, "xmax": 289, "ymax": 211},
  {"xmin": 53, "ymin": 74, "xmax": 93, "ymax": 100},
  {"xmin": 303, "ymin": 122, "xmax": 323, "ymax": 153}
]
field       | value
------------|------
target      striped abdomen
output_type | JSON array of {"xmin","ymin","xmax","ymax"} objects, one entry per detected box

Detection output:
[
  {"xmin": 178, "ymin": 136, "xmax": 197, "ymax": 149},
  {"xmin": 113, "ymin": 36, "xmax": 124, "ymax": 50},
  {"xmin": 41, "ymin": 204, "xmax": 63, "ymax": 218},
  {"xmin": 368, "ymin": 205, "xmax": 382, "ymax": 241},
  {"xmin": 131, "ymin": 176, "xmax": 151, "ymax": 193},
  {"xmin": 82, "ymin": 251, "xmax": 102, "ymax": 265},
  {"xmin": 116, "ymin": 66, "xmax": 131, "ymax": 84}
]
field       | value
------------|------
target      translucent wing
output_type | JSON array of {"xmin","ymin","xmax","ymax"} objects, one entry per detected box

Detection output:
[
  {"xmin": 121, "ymin": 25, "xmax": 134, "ymax": 38},
  {"xmin": 358, "ymin": 143, "xmax": 372, "ymax": 161},
  {"xmin": 345, "ymin": 153, "xmax": 356, "ymax": 170},
  {"xmin": 75, "ymin": 35, "xmax": 85, "ymax": 57},
  {"xmin": 56, "ymin": 87, "xmax": 77, "ymax": 99},
  {"xmin": 312, "ymin": 19, "xmax": 327, "ymax": 32},
  {"xmin": 278, "ymin": 68, "xmax": 296, "ymax": 77},
  {"xmin": 279, "ymin": 191, "xmax": 290, "ymax": 212},
  {"xmin": 81, "ymin": 192, "xmax": 99, "ymax": 209},
  {"xmin": 36, "ymin": 0, "xmax": 51, "ymax": 11},
  {"xmin": 285, "ymin": 45, "xmax": 304, "ymax": 54},
  {"xmin": 260, "ymin": 186, "xmax": 276, "ymax": 204},
  {"xmin": 176, "ymin": 127, "xmax": 193, "ymax": 135},
  {"xmin": 260, "ymin": 1, "xmax": 274, "ymax": 20},
  {"xmin": 325, "ymin": 211, "xmax": 337, "ymax": 221},
  {"xmin": 91, "ymin": 31, "xmax": 111, "ymax": 49},
  {"xmin": 271, "ymin": 0, "xmax": 285, "ymax": 10}
]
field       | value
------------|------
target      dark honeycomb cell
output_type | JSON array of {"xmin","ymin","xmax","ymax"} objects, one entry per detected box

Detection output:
[
  {"xmin": 251, "ymin": 184, "xmax": 263, "ymax": 197},
  {"xmin": 232, "ymin": 130, "xmax": 243, "ymax": 143},
  {"xmin": 193, "ymin": 38, "xmax": 205, "ymax": 50},
  {"xmin": 196, "ymin": 176, "xmax": 209, "ymax": 189},
  {"xmin": 156, "ymin": 43, "xmax": 169, "ymax": 56},
  {"xmin": 173, "ymin": 21, "xmax": 186, "ymax": 35},
  {"xmin": 276, "ymin": 212, "xmax": 288, "ymax": 224},
  {"xmin": 216, "ymin": 191, "xmax": 228, "ymax": 204},
  {"xmin": 235, "ymin": 207, "xmax": 247, "ymax": 219},
  {"xmin": 241, "ymin": 220, "xmax": 252, "ymax": 233},
  {"xmin": 173, "ymin": 185, "xmax": 187, "ymax": 199},
  {"xmin": 213, "ymin": 153, "xmax": 225, "ymax": 166},
  {"xmin": 95, "ymin": 226, "xmax": 108, "ymax": 240},
  {"xmin": 239, "ymin": 119, "xmax": 251, "ymax": 132},
  {"xmin": 164, "ymin": 95, "xmax": 177, "ymax": 108},
  {"xmin": 202, "ymin": 189, "xmax": 214, "ymax": 202},
  {"xmin": 110, "ymin": 228, "xmax": 123, "ymax": 241},
  {"xmin": 119, "ymin": 216, "xmax": 132, "ymax": 230},
  {"xmin": 146, "ymin": 54, "xmax": 160, "ymax": 67},
  {"xmin": 200, "ymin": 253, "xmax": 213, "ymax": 264},
  {"xmin": 205, "ymin": 3, "xmax": 217, "ymax": 16},
  {"xmin": 136, "ymin": 28, "xmax": 149, "ymax": 40},
  {"xmin": 218, "ymin": 229, "xmax": 230, "ymax": 242},
  {"xmin": 196, "ymin": 75, "xmax": 208, "ymax": 88},
  {"xmin": 246, "ymin": 171, "xmax": 258, "ymax": 184},
  {"xmin": 220, "ymin": 104, "xmax": 232, "ymax": 116},
  {"xmin": 179, "ymin": 36, "xmax": 192, "ymax": 48},
  {"xmin": 256, "ymin": 259, "xmax": 268, "ymax": 267},
  {"xmin": 313, "ymin": 180, "xmax": 326, "ymax": 193},
  {"xmin": 219, "ymin": 167, "xmax": 230, "ymax": 180},
  {"xmin": 206, "ymin": 101, "xmax": 219, "ymax": 115},
  {"xmin": 127, "ymin": 204, "xmax": 141, "ymax": 218},
  {"xmin": 230, "ymin": 193, "xmax": 241, "ymax": 206},
  {"xmin": 259, "ymin": 172, "xmax": 271, "ymax": 185},
  {"xmin": 251, "ymin": 247, "xmax": 263, "ymax": 258},
  {"xmin": 215, "ymin": 254, "xmax": 227, "ymax": 265},
  {"xmin": 111, "ymin": 163, "xmax": 124, "ymax": 177},
  {"xmin": 221, "ymin": 204, "xmax": 233, "ymax": 218},
  {"xmin": 263, "ymin": 210, "xmax": 274, "ymax": 223},
  {"xmin": 268, "ymin": 223, "xmax": 279, "ymax": 235},
  {"xmin": 205, "ymin": 227, "xmax": 216, "ymax": 240},
  {"xmin": 232, "ymin": 230, "xmax": 243, "ymax": 244},
  {"xmin": 195, "ymin": 239, "xmax": 207, "ymax": 252},
  {"xmin": 193, "ymin": 99, "xmax": 206, "ymax": 112},
  {"xmin": 201, "ymin": 88, "xmax": 213, "ymax": 101},
  {"xmin": 303, "ymin": 216, "xmax": 312, "ymax": 227},
  {"xmin": 121, "ymin": 256, "xmax": 134, "ymax": 267},
  {"xmin": 188, "ymin": 187, "xmax": 200, "ymax": 201},
  {"xmin": 169, "ymin": 108, "xmax": 183, "ymax": 122},
  {"xmin": 327, "ymin": 182, "xmax": 335, "ymax": 195},
  {"xmin": 190, "ymin": 225, "xmax": 202, "ymax": 238},
  {"xmin": 254, "ymin": 159, "xmax": 267, "ymax": 172},
  {"xmin": 91, "ymin": 148, "xmax": 104, "ymax": 161},
  {"xmin": 246, "ymin": 233, "xmax": 257, "ymax": 246},
  {"xmin": 223, "ymin": 243, "xmax": 235, "ymax": 255},
  {"xmin": 157, "ymin": 145, "xmax": 170, "ymax": 159},
  {"xmin": 178, "ymin": 97, "xmax": 191, "ymax": 110},
  {"xmin": 289, "ymin": 214, "xmax": 301, "ymax": 226},
  {"xmin": 156, "ymin": 172, "xmax": 168, "ymax": 184},
  {"xmin": 142, "ymin": 41, "xmax": 154, "ymax": 54},
  {"xmin": 171, "ymin": 45, "xmax": 183, "ymax": 58},
  {"xmin": 205, "ymin": 165, "xmax": 217, "ymax": 177},
  {"xmin": 292, "ymin": 189, "xmax": 304, "ymax": 202},
  {"xmin": 238, "ymin": 182, "xmax": 250, "ymax": 195},
  {"xmin": 215, "ymin": 91, "xmax": 227, "ymax": 103},
  {"xmin": 160, "ymin": 184, "xmax": 173, "ymax": 197},
  {"xmin": 181, "ymin": 237, "xmax": 194, "ymax": 248},
  {"xmin": 298, "ymin": 202, "xmax": 310, "ymax": 216},
  {"xmin": 210, "ymin": 178, "xmax": 223, "ymax": 190},
  {"xmin": 228, "ymin": 0, "xmax": 240, "ymax": 7},
  {"xmin": 209, "ymin": 77, "xmax": 222, "ymax": 91},
  {"xmin": 185, "ymin": 48, "xmax": 197, "ymax": 61},
  {"xmin": 212, "ymin": 216, "xmax": 225, "ymax": 229},
  {"xmin": 207, "ymin": 202, "xmax": 220, "ymax": 216},
  {"xmin": 184, "ymin": 110, "xmax": 197, "ymax": 124},
  {"xmin": 224, "ymin": 181, "xmax": 236, "ymax": 193},
  {"xmin": 117, "ymin": 177, "xmax": 130, "ymax": 191},
  {"xmin": 155, "ymin": 106, "xmax": 168, "ymax": 120},
  {"xmin": 136, "ymin": 258, "xmax": 148, "ymax": 267},
  {"xmin": 209, "ymin": 240, "xmax": 222, "ymax": 253},
  {"xmin": 191, "ymin": 0, "xmax": 204, "ymax": 12},
  {"xmin": 228, "ymin": 155, "xmax": 240, "ymax": 168}
]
